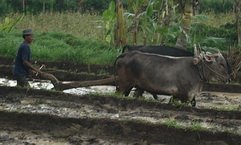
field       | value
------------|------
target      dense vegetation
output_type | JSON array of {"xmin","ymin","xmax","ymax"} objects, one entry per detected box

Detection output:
[
  {"xmin": 0, "ymin": 0, "xmax": 112, "ymax": 15},
  {"xmin": 0, "ymin": 0, "xmax": 240, "ymax": 64},
  {"xmin": 0, "ymin": 0, "xmax": 234, "ymax": 16}
]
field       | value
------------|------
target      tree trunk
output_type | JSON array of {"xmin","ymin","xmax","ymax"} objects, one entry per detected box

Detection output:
[
  {"xmin": 133, "ymin": 15, "xmax": 138, "ymax": 45},
  {"xmin": 43, "ymin": 1, "xmax": 46, "ymax": 13},
  {"xmin": 22, "ymin": 0, "xmax": 25, "ymax": 13},
  {"xmin": 115, "ymin": 0, "xmax": 126, "ymax": 47},
  {"xmin": 192, "ymin": 0, "xmax": 199, "ymax": 16},
  {"xmin": 51, "ymin": 0, "xmax": 54, "ymax": 14},
  {"xmin": 175, "ymin": 0, "xmax": 193, "ymax": 50}
]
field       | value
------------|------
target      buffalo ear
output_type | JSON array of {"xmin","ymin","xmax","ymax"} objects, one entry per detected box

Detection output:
[{"xmin": 193, "ymin": 57, "xmax": 200, "ymax": 65}]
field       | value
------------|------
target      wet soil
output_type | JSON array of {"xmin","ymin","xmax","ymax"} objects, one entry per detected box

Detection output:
[
  {"xmin": 203, "ymin": 83, "xmax": 241, "ymax": 93},
  {"xmin": 0, "ymin": 56, "xmax": 113, "ymax": 75},
  {"xmin": 0, "ymin": 65, "xmax": 109, "ymax": 81},
  {"xmin": 0, "ymin": 86, "xmax": 241, "ymax": 145}
]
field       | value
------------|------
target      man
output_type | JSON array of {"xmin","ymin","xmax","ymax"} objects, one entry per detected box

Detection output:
[{"xmin": 13, "ymin": 29, "xmax": 43, "ymax": 87}]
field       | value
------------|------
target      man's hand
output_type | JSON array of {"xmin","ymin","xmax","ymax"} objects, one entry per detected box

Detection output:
[
  {"xmin": 23, "ymin": 60, "xmax": 45, "ymax": 76},
  {"xmin": 35, "ymin": 64, "xmax": 45, "ymax": 76}
]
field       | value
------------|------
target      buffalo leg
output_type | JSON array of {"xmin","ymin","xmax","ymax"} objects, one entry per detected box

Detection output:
[
  {"xmin": 115, "ymin": 76, "xmax": 133, "ymax": 96},
  {"xmin": 124, "ymin": 87, "xmax": 132, "ymax": 96},
  {"xmin": 116, "ymin": 83, "xmax": 132, "ymax": 97},
  {"xmin": 190, "ymin": 97, "xmax": 196, "ymax": 107},
  {"xmin": 152, "ymin": 93, "xmax": 158, "ymax": 100},
  {"xmin": 133, "ymin": 88, "xmax": 144, "ymax": 98},
  {"xmin": 134, "ymin": 88, "xmax": 158, "ymax": 100}
]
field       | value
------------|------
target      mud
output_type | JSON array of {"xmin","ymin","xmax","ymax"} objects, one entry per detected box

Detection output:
[
  {"xmin": 203, "ymin": 83, "xmax": 241, "ymax": 93},
  {"xmin": 0, "ymin": 65, "xmax": 109, "ymax": 82},
  {"xmin": 0, "ymin": 56, "xmax": 113, "ymax": 74},
  {"xmin": 0, "ymin": 86, "xmax": 241, "ymax": 144}
]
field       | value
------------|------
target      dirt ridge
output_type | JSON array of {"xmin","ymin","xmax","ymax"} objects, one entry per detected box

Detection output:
[
  {"xmin": 0, "ymin": 110, "xmax": 240, "ymax": 145},
  {"xmin": 1, "ymin": 86, "xmax": 241, "ymax": 120}
]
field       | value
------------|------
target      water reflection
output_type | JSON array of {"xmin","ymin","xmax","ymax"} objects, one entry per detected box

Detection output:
[
  {"xmin": 63, "ymin": 85, "xmax": 116, "ymax": 95},
  {"xmin": 0, "ymin": 78, "xmax": 54, "ymax": 90},
  {"xmin": 0, "ymin": 78, "xmax": 116, "ymax": 95}
]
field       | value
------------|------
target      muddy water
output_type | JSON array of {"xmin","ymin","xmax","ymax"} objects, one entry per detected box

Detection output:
[
  {"xmin": 0, "ymin": 78, "xmax": 54, "ymax": 90},
  {"xmin": 0, "ymin": 78, "xmax": 116, "ymax": 95},
  {"xmin": 0, "ymin": 78, "xmax": 155, "ymax": 98},
  {"xmin": 1, "ymin": 78, "xmax": 241, "ymax": 110}
]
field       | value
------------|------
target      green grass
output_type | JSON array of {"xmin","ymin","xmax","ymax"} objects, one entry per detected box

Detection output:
[
  {"xmin": 15, "ymin": 12, "xmax": 105, "ymax": 40},
  {"xmin": 190, "ymin": 12, "xmax": 237, "ymax": 50},
  {"xmin": 0, "ymin": 31, "xmax": 121, "ymax": 65},
  {"xmin": 161, "ymin": 119, "xmax": 208, "ymax": 132},
  {"xmin": 214, "ymin": 104, "xmax": 241, "ymax": 111},
  {"xmin": 203, "ymin": 12, "xmax": 235, "ymax": 28},
  {"xmin": 163, "ymin": 119, "xmax": 180, "ymax": 128}
]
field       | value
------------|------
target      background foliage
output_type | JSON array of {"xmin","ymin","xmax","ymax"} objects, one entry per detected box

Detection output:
[
  {"xmin": 0, "ymin": 0, "xmax": 239, "ymax": 64},
  {"xmin": 0, "ymin": 0, "xmax": 112, "ymax": 15}
]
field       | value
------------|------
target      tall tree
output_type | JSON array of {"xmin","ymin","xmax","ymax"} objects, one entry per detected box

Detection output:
[
  {"xmin": 42, "ymin": 0, "xmax": 46, "ymax": 13},
  {"xmin": 192, "ymin": 0, "xmax": 199, "ymax": 15},
  {"xmin": 50, "ymin": 0, "xmax": 56, "ymax": 13},
  {"xmin": 175, "ymin": 0, "xmax": 193, "ymax": 50},
  {"xmin": 22, "ymin": 0, "xmax": 25, "ymax": 13}
]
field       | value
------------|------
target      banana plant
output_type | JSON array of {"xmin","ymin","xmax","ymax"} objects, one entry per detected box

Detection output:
[
  {"xmin": 104, "ymin": 0, "xmax": 191, "ymax": 46},
  {"xmin": 124, "ymin": 0, "xmax": 148, "ymax": 44},
  {"xmin": 0, "ymin": 15, "xmax": 24, "ymax": 32},
  {"xmin": 102, "ymin": 1, "xmax": 116, "ymax": 44},
  {"xmin": 175, "ymin": 0, "xmax": 193, "ymax": 50},
  {"xmin": 124, "ymin": 0, "xmax": 181, "ymax": 45}
]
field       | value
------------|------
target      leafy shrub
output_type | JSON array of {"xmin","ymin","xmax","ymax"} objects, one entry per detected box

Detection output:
[
  {"xmin": 190, "ymin": 23, "xmax": 236, "ymax": 50},
  {"xmin": 199, "ymin": 0, "xmax": 233, "ymax": 13}
]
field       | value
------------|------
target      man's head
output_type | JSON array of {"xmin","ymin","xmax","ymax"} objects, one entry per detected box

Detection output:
[{"xmin": 22, "ymin": 29, "xmax": 33, "ymax": 44}]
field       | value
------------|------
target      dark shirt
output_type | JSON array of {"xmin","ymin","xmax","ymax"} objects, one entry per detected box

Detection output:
[{"xmin": 13, "ymin": 42, "xmax": 31, "ymax": 76}]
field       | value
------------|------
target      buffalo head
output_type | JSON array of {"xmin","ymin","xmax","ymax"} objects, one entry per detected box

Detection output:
[{"xmin": 193, "ymin": 46, "xmax": 230, "ymax": 82}]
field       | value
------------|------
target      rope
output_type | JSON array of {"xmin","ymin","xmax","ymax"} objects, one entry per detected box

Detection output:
[{"xmin": 200, "ymin": 60, "xmax": 228, "ymax": 81}]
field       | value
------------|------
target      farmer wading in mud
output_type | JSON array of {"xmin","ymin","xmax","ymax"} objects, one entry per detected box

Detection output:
[{"xmin": 13, "ymin": 29, "xmax": 44, "ymax": 87}]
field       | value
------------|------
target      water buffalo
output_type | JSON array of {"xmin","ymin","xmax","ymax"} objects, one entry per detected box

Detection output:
[
  {"xmin": 122, "ymin": 45, "xmax": 193, "ymax": 56},
  {"xmin": 122, "ymin": 45, "xmax": 193, "ymax": 99},
  {"xmin": 121, "ymin": 45, "xmax": 231, "ymax": 99},
  {"xmin": 115, "ymin": 50, "xmax": 229, "ymax": 106}
]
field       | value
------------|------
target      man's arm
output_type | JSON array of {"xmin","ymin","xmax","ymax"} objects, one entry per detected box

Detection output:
[
  {"xmin": 21, "ymin": 45, "xmax": 42, "ymax": 74},
  {"xmin": 23, "ymin": 60, "xmax": 42, "ymax": 74}
]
